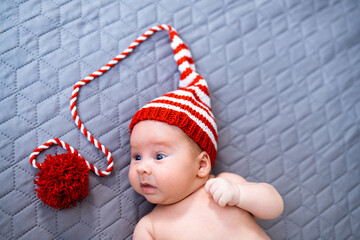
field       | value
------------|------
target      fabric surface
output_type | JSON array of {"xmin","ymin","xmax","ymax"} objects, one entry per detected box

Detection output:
[{"xmin": 1, "ymin": 0, "xmax": 359, "ymax": 239}]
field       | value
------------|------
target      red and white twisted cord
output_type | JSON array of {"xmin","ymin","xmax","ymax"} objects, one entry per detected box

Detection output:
[
  {"xmin": 30, "ymin": 24, "xmax": 194, "ymax": 177},
  {"xmin": 30, "ymin": 138, "xmax": 80, "ymax": 169}
]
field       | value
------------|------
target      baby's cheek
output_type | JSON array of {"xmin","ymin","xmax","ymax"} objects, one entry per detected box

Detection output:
[{"xmin": 128, "ymin": 167, "xmax": 138, "ymax": 189}]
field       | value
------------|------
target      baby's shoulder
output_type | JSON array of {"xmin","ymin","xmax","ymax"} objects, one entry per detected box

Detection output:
[
  {"xmin": 214, "ymin": 172, "xmax": 248, "ymax": 184},
  {"xmin": 133, "ymin": 214, "xmax": 154, "ymax": 240}
]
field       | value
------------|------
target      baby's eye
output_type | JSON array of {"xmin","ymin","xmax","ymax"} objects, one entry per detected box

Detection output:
[
  {"xmin": 155, "ymin": 154, "xmax": 165, "ymax": 160},
  {"xmin": 134, "ymin": 155, "xmax": 142, "ymax": 161}
]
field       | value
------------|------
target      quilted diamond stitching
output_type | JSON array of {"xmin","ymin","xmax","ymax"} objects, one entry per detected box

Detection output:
[{"xmin": 0, "ymin": 0, "xmax": 359, "ymax": 239}]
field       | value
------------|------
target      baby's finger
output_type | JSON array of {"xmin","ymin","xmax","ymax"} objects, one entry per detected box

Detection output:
[
  {"xmin": 209, "ymin": 182, "xmax": 222, "ymax": 196},
  {"xmin": 218, "ymin": 195, "xmax": 228, "ymax": 207},
  {"xmin": 212, "ymin": 188, "xmax": 223, "ymax": 203},
  {"xmin": 205, "ymin": 178, "xmax": 217, "ymax": 193}
]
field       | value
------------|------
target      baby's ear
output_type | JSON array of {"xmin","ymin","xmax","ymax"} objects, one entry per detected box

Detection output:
[{"xmin": 197, "ymin": 151, "xmax": 211, "ymax": 178}]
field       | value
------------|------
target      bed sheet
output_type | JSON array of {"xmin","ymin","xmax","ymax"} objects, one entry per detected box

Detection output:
[{"xmin": 0, "ymin": 0, "xmax": 359, "ymax": 239}]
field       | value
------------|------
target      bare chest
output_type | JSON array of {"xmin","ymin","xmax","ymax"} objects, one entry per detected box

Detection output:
[{"xmin": 150, "ymin": 188, "xmax": 269, "ymax": 240}]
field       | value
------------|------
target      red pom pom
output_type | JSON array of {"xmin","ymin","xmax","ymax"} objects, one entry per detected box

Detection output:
[{"xmin": 34, "ymin": 152, "xmax": 89, "ymax": 209}]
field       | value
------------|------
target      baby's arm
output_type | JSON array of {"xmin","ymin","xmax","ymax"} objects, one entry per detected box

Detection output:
[
  {"xmin": 205, "ymin": 172, "xmax": 284, "ymax": 219},
  {"xmin": 133, "ymin": 215, "xmax": 154, "ymax": 240}
]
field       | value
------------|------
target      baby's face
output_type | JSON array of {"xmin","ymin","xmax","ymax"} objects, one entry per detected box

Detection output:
[{"xmin": 128, "ymin": 120, "xmax": 201, "ymax": 205}]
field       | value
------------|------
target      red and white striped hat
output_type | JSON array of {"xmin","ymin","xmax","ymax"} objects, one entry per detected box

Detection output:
[
  {"xmin": 29, "ymin": 24, "xmax": 217, "ymax": 209},
  {"xmin": 129, "ymin": 25, "xmax": 218, "ymax": 165}
]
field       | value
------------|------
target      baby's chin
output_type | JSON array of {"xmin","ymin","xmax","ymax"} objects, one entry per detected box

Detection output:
[
  {"xmin": 144, "ymin": 196, "xmax": 173, "ymax": 205},
  {"xmin": 144, "ymin": 193, "xmax": 191, "ymax": 206}
]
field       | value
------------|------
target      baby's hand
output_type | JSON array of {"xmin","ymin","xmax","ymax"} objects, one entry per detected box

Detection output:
[{"xmin": 205, "ymin": 177, "xmax": 240, "ymax": 207}]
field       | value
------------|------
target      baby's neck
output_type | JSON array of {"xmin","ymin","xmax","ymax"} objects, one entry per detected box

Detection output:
[{"xmin": 157, "ymin": 175, "xmax": 211, "ymax": 208}]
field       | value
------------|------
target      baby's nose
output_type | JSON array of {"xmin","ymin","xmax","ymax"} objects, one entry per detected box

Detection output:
[{"xmin": 137, "ymin": 162, "xmax": 152, "ymax": 175}]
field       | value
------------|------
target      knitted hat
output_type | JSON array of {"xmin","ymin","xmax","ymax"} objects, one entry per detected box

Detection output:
[
  {"xmin": 129, "ymin": 26, "xmax": 218, "ymax": 165},
  {"xmin": 29, "ymin": 24, "xmax": 217, "ymax": 210}
]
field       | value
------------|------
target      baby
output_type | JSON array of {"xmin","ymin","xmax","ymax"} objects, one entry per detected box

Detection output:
[
  {"xmin": 127, "ymin": 25, "xmax": 284, "ymax": 239},
  {"xmin": 129, "ymin": 121, "xmax": 283, "ymax": 239}
]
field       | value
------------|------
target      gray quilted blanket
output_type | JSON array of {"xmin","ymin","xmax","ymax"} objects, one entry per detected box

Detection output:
[{"xmin": 1, "ymin": 0, "xmax": 359, "ymax": 239}]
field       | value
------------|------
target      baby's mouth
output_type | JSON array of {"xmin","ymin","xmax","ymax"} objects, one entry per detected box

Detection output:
[{"xmin": 140, "ymin": 183, "xmax": 157, "ymax": 194}]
